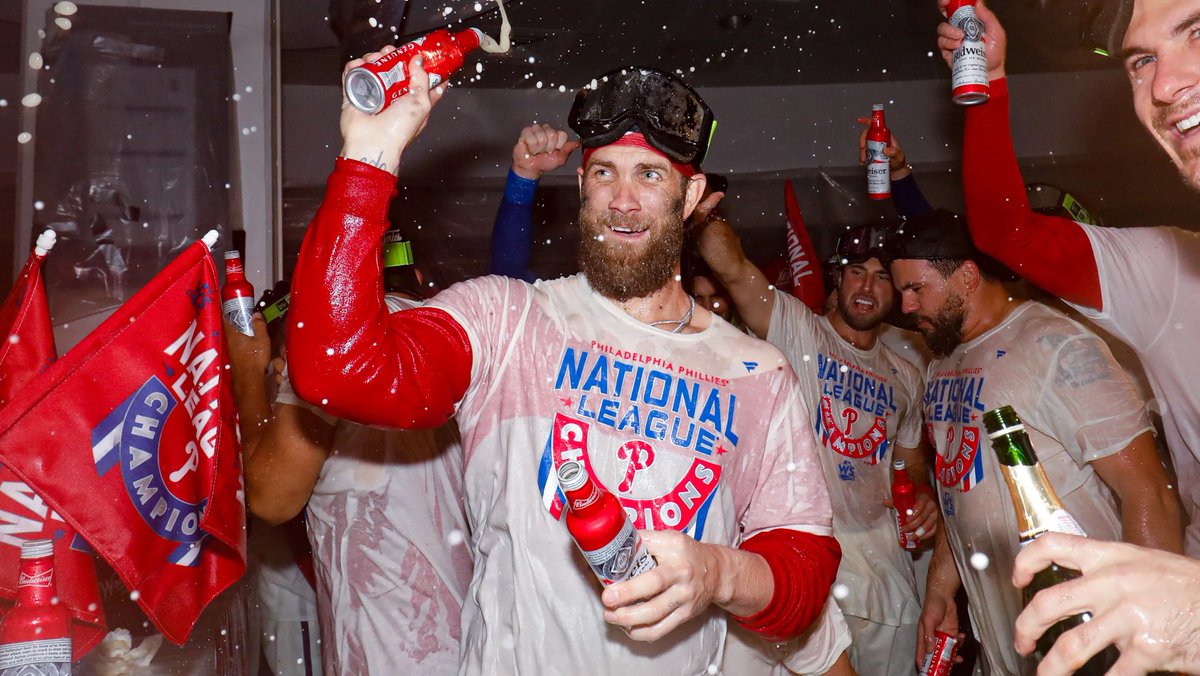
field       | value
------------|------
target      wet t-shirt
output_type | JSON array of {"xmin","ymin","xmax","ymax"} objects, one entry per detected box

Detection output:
[
  {"xmin": 1071, "ymin": 223, "xmax": 1200, "ymax": 556},
  {"xmin": 923, "ymin": 302, "xmax": 1150, "ymax": 675},
  {"xmin": 277, "ymin": 296, "xmax": 472, "ymax": 675},
  {"xmin": 768, "ymin": 290, "xmax": 925, "ymax": 626},
  {"xmin": 428, "ymin": 274, "xmax": 835, "ymax": 676}
]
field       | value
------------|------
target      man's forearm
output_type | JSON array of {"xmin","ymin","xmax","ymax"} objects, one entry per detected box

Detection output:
[
  {"xmin": 693, "ymin": 217, "xmax": 776, "ymax": 337},
  {"xmin": 1120, "ymin": 488, "xmax": 1185, "ymax": 554},
  {"xmin": 232, "ymin": 375, "xmax": 272, "ymax": 462}
]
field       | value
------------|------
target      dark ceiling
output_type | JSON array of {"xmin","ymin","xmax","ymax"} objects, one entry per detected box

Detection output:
[{"xmin": 281, "ymin": 0, "xmax": 1118, "ymax": 89}]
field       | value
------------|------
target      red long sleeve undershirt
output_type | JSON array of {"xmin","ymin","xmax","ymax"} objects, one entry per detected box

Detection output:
[
  {"xmin": 735, "ymin": 529, "xmax": 842, "ymax": 641},
  {"xmin": 286, "ymin": 158, "xmax": 472, "ymax": 429},
  {"xmin": 290, "ymin": 157, "xmax": 838, "ymax": 641},
  {"xmin": 963, "ymin": 77, "xmax": 1103, "ymax": 310}
]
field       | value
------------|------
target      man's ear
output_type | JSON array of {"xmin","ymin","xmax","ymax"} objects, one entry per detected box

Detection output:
[
  {"xmin": 577, "ymin": 165, "xmax": 585, "ymax": 195},
  {"xmin": 682, "ymin": 173, "xmax": 707, "ymax": 219},
  {"xmin": 957, "ymin": 259, "xmax": 983, "ymax": 295}
]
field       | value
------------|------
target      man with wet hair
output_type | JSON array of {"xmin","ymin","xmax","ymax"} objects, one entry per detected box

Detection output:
[
  {"xmin": 286, "ymin": 57, "xmax": 846, "ymax": 674},
  {"xmin": 888, "ymin": 208, "xmax": 1183, "ymax": 675}
]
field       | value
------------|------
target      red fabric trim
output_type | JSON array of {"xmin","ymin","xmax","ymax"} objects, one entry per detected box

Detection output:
[
  {"xmin": 963, "ymin": 78, "xmax": 1102, "ymax": 309},
  {"xmin": 286, "ymin": 158, "xmax": 472, "ymax": 429},
  {"xmin": 581, "ymin": 132, "xmax": 699, "ymax": 177},
  {"xmin": 733, "ymin": 529, "xmax": 841, "ymax": 641}
]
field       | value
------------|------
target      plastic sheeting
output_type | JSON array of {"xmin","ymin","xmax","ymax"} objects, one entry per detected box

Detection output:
[{"xmin": 28, "ymin": 5, "xmax": 234, "ymax": 327}]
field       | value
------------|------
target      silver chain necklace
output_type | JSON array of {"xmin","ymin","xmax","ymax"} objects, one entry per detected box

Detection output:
[{"xmin": 648, "ymin": 295, "xmax": 696, "ymax": 334}]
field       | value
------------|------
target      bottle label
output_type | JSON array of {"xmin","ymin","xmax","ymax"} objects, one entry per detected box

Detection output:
[
  {"xmin": 581, "ymin": 519, "xmax": 656, "ymax": 585},
  {"xmin": 0, "ymin": 638, "xmax": 71, "ymax": 673},
  {"xmin": 222, "ymin": 297, "xmax": 256, "ymax": 337},
  {"xmin": 950, "ymin": 6, "xmax": 989, "ymax": 90},
  {"xmin": 1019, "ymin": 509, "xmax": 1087, "ymax": 546},
  {"xmin": 895, "ymin": 512, "xmax": 919, "ymax": 550},
  {"xmin": 866, "ymin": 139, "xmax": 890, "ymax": 196},
  {"xmin": 16, "ymin": 570, "xmax": 52, "ymax": 588}
]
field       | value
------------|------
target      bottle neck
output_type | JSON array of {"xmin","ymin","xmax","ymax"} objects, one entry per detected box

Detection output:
[
  {"xmin": 892, "ymin": 465, "xmax": 913, "ymax": 488},
  {"xmin": 16, "ymin": 556, "xmax": 57, "ymax": 607},
  {"xmin": 992, "ymin": 431, "xmax": 1070, "ymax": 542},
  {"xmin": 871, "ymin": 111, "xmax": 886, "ymax": 129},
  {"xmin": 224, "ymin": 258, "xmax": 246, "ymax": 283},
  {"xmin": 562, "ymin": 478, "xmax": 605, "ymax": 519}
]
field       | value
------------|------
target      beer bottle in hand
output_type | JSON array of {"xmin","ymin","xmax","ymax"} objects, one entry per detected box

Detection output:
[
  {"xmin": 0, "ymin": 539, "xmax": 72, "ymax": 674},
  {"xmin": 983, "ymin": 405, "xmax": 1119, "ymax": 673},
  {"xmin": 557, "ymin": 461, "xmax": 655, "ymax": 586}
]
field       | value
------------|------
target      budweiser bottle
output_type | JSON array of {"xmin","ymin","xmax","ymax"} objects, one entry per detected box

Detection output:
[
  {"xmin": 344, "ymin": 28, "xmax": 485, "ymax": 114},
  {"xmin": 557, "ymin": 461, "xmax": 656, "ymax": 586},
  {"xmin": 866, "ymin": 104, "xmax": 891, "ymax": 200},
  {"xmin": 984, "ymin": 405, "xmax": 1119, "ymax": 674},
  {"xmin": 891, "ymin": 459, "xmax": 919, "ymax": 551},
  {"xmin": 222, "ymin": 250, "xmax": 255, "ymax": 337},
  {"xmin": 919, "ymin": 630, "xmax": 958, "ymax": 676},
  {"xmin": 948, "ymin": 0, "xmax": 989, "ymax": 105},
  {"xmin": 0, "ymin": 539, "xmax": 72, "ymax": 675}
]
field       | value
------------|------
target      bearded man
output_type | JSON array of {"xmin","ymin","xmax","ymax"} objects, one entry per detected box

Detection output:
[
  {"xmin": 887, "ymin": 209, "xmax": 1182, "ymax": 675},
  {"xmin": 286, "ymin": 59, "xmax": 847, "ymax": 675}
]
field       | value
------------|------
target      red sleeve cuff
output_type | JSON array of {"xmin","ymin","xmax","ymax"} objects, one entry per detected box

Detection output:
[{"xmin": 733, "ymin": 529, "xmax": 841, "ymax": 642}]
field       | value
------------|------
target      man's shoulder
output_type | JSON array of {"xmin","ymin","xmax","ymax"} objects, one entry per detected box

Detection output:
[{"xmin": 1081, "ymin": 222, "xmax": 1197, "ymax": 256}]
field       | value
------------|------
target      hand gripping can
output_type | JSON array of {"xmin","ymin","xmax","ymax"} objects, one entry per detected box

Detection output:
[
  {"xmin": 344, "ymin": 28, "xmax": 485, "ymax": 114},
  {"xmin": 919, "ymin": 630, "xmax": 958, "ymax": 676},
  {"xmin": 948, "ymin": 0, "xmax": 989, "ymax": 105}
]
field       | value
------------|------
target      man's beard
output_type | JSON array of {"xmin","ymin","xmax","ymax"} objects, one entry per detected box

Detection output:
[
  {"xmin": 577, "ymin": 195, "xmax": 686, "ymax": 302},
  {"xmin": 920, "ymin": 292, "xmax": 967, "ymax": 358}
]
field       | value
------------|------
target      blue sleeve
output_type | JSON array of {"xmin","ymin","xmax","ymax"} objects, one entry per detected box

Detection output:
[
  {"xmin": 488, "ymin": 169, "xmax": 539, "ymax": 281},
  {"xmin": 892, "ymin": 173, "xmax": 933, "ymax": 221}
]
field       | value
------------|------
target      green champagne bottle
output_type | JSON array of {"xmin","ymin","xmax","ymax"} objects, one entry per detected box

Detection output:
[{"xmin": 982, "ymin": 405, "xmax": 1119, "ymax": 674}]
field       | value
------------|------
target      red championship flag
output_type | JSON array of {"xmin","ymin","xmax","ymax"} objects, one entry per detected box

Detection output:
[
  {"xmin": 784, "ymin": 179, "xmax": 827, "ymax": 314},
  {"xmin": 0, "ymin": 230, "xmax": 246, "ymax": 645},
  {"xmin": 0, "ymin": 230, "xmax": 107, "ymax": 658}
]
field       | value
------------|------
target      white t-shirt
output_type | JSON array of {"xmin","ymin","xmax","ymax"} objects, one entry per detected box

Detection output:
[
  {"xmin": 767, "ymin": 291, "xmax": 925, "ymax": 626},
  {"xmin": 923, "ymin": 301, "xmax": 1151, "ymax": 675},
  {"xmin": 1072, "ymin": 223, "xmax": 1200, "ymax": 556},
  {"xmin": 277, "ymin": 295, "xmax": 473, "ymax": 675},
  {"xmin": 427, "ymin": 274, "xmax": 837, "ymax": 676}
]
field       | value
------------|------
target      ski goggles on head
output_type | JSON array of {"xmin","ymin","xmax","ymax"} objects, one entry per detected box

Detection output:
[
  {"xmin": 569, "ymin": 66, "xmax": 717, "ymax": 166},
  {"xmin": 836, "ymin": 223, "xmax": 896, "ymax": 266},
  {"xmin": 1026, "ymin": 183, "xmax": 1102, "ymax": 226},
  {"xmin": 1080, "ymin": 0, "xmax": 1134, "ymax": 57}
]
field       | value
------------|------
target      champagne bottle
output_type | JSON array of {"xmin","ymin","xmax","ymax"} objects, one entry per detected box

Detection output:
[{"xmin": 983, "ymin": 405, "xmax": 1119, "ymax": 673}]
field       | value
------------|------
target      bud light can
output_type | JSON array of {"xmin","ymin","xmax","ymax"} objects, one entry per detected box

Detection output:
[
  {"xmin": 344, "ymin": 28, "xmax": 484, "ymax": 114},
  {"xmin": 949, "ymin": 0, "xmax": 989, "ymax": 105},
  {"xmin": 919, "ymin": 630, "xmax": 958, "ymax": 676}
]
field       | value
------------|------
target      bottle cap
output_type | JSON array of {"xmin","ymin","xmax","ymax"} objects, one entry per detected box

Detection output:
[
  {"xmin": 557, "ymin": 461, "xmax": 588, "ymax": 491},
  {"xmin": 223, "ymin": 249, "xmax": 241, "ymax": 261},
  {"xmin": 872, "ymin": 103, "xmax": 885, "ymax": 111},
  {"xmin": 892, "ymin": 459, "xmax": 906, "ymax": 471},
  {"xmin": 20, "ymin": 539, "xmax": 53, "ymax": 559}
]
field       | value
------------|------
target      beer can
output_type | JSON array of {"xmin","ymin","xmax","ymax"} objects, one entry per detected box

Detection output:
[
  {"xmin": 919, "ymin": 630, "xmax": 958, "ymax": 676},
  {"xmin": 949, "ymin": 0, "xmax": 989, "ymax": 105},
  {"xmin": 344, "ymin": 28, "xmax": 484, "ymax": 114}
]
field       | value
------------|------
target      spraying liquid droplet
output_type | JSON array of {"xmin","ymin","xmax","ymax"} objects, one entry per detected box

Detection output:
[{"xmin": 476, "ymin": 0, "xmax": 511, "ymax": 54}]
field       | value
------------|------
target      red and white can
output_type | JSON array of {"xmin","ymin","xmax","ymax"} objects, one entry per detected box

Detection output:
[
  {"xmin": 919, "ymin": 630, "xmax": 958, "ymax": 676},
  {"xmin": 948, "ymin": 0, "xmax": 989, "ymax": 105},
  {"xmin": 344, "ymin": 28, "xmax": 484, "ymax": 114}
]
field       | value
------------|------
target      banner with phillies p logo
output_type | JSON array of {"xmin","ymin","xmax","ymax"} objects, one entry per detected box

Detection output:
[
  {"xmin": 0, "ymin": 233, "xmax": 106, "ymax": 658},
  {"xmin": 0, "ymin": 235, "xmax": 246, "ymax": 645}
]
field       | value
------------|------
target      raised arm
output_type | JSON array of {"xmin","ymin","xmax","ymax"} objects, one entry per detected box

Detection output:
[
  {"xmin": 937, "ymin": 0, "xmax": 1102, "ymax": 309},
  {"xmin": 856, "ymin": 116, "xmax": 933, "ymax": 220},
  {"xmin": 287, "ymin": 52, "xmax": 472, "ymax": 429},
  {"xmin": 691, "ymin": 195, "xmax": 778, "ymax": 339},
  {"xmin": 489, "ymin": 124, "xmax": 580, "ymax": 280}
]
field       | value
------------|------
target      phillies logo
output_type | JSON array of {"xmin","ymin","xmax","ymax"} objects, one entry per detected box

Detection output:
[
  {"xmin": 90, "ymin": 319, "xmax": 221, "ymax": 567},
  {"xmin": 538, "ymin": 413, "xmax": 721, "ymax": 539},
  {"xmin": 818, "ymin": 397, "xmax": 889, "ymax": 465},
  {"xmin": 935, "ymin": 425, "xmax": 984, "ymax": 491},
  {"xmin": 617, "ymin": 440, "xmax": 655, "ymax": 493}
]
